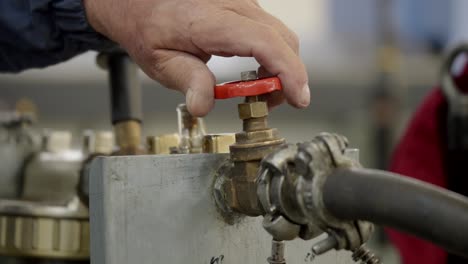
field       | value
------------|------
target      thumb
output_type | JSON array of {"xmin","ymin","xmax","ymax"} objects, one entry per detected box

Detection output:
[{"xmin": 147, "ymin": 49, "xmax": 215, "ymax": 116}]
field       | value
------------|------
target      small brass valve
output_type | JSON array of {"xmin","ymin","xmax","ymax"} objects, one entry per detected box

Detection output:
[{"xmin": 214, "ymin": 71, "xmax": 285, "ymax": 216}]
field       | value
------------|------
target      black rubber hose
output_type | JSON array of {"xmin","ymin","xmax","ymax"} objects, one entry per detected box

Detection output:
[
  {"xmin": 322, "ymin": 168, "xmax": 468, "ymax": 257},
  {"xmin": 107, "ymin": 52, "xmax": 142, "ymax": 124}
]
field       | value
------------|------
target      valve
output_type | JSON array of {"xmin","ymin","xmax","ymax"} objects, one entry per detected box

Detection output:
[
  {"xmin": 213, "ymin": 71, "xmax": 285, "ymax": 216},
  {"xmin": 212, "ymin": 75, "xmax": 381, "ymax": 263}
]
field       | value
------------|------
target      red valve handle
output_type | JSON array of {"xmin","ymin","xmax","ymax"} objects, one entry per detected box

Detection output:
[{"xmin": 214, "ymin": 77, "xmax": 282, "ymax": 99}]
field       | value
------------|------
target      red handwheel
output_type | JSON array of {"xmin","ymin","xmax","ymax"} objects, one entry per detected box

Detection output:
[{"xmin": 214, "ymin": 77, "xmax": 282, "ymax": 99}]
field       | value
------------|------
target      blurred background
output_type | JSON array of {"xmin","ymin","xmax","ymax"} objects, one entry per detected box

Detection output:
[{"xmin": 1, "ymin": 0, "xmax": 468, "ymax": 263}]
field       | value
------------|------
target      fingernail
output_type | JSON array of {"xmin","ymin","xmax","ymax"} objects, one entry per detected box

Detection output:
[
  {"xmin": 186, "ymin": 88, "xmax": 212, "ymax": 117},
  {"xmin": 299, "ymin": 84, "xmax": 310, "ymax": 108}
]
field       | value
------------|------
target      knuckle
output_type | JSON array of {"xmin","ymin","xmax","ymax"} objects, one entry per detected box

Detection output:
[{"xmin": 188, "ymin": 12, "xmax": 221, "ymax": 47}]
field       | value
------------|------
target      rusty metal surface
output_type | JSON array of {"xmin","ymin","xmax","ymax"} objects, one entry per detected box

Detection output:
[{"xmin": 89, "ymin": 154, "xmax": 352, "ymax": 264}]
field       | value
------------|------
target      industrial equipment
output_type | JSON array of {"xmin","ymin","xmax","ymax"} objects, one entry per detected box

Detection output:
[
  {"xmin": 0, "ymin": 111, "xmax": 112, "ymax": 263},
  {"xmin": 89, "ymin": 68, "xmax": 468, "ymax": 264},
  {"xmin": 2, "ymin": 52, "xmax": 468, "ymax": 264}
]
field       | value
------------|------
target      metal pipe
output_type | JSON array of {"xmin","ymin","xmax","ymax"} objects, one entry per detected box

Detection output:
[
  {"xmin": 103, "ymin": 51, "xmax": 143, "ymax": 154},
  {"xmin": 322, "ymin": 168, "xmax": 468, "ymax": 257}
]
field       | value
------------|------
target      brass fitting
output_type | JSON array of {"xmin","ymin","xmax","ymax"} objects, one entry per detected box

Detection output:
[
  {"xmin": 147, "ymin": 134, "xmax": 181, "ymax": 155},
  {"xmin": 221, "ymin": 71, "xmax": 285, "ymax": 216},
  {"xmin": 202, "ymin": 134, "xmax": 235, "ymax": 154},
  {"xmin": 114, "ymin": 120, "xmax": 145, "ymax": 155}
]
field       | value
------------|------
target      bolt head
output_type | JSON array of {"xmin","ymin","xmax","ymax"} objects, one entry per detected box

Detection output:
[{"xmin": 238, "ymin": 101, "xmax": 268, "ymax": 119}]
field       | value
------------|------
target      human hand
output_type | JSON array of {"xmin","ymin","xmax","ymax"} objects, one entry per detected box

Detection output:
[{"xmin": 84, "ymin": 0, "xmax": 309, "ymax": 116}]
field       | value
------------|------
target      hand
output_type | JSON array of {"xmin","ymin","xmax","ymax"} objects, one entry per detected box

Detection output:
[{"xmin": 84, "ymin": 0, "xmax": 309, "ymax": 116}]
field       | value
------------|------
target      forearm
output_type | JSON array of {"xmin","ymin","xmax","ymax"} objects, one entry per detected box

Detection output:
[{"xmin": 0, "ymin": 0, "xmax": 115, "ymax": 72}]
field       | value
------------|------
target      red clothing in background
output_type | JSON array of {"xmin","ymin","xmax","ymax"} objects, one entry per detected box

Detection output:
[{"xmin": 386, "ymin": 65, "xmax": 468, "ymax": 264}]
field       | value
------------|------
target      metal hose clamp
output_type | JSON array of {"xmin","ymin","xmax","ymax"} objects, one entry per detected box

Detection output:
[{"xmin": 257, "ymin": 133, "xmax": 374, "ymax": 253}]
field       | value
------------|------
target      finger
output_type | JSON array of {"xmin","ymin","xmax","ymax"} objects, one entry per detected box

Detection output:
[
  {"xmin": 264, "ymin": 90, "xmax": 285, "ymax": 110},
  {"xmin": 144, "ymin": 49, "xmax": 215, "ymax": 116},
  {"xmin": 190, "ymin": 11, "xmax": 310, "ymax": 108},
  {"xmin": 257, "ymin": 66, "xmax": 285, "ymax": 109},
  {"xmin": 257, "ymin": 65, "xmax": 270, "ymax": 78}
]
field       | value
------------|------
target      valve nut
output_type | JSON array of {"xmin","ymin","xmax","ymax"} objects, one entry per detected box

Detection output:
[
  {"xmin": 235, "ymin": 129, "xmax": 279, "ymax": 144},
  {"xmin": 238, "ymin": 102, "xmax": 268, "ymax": 120}
]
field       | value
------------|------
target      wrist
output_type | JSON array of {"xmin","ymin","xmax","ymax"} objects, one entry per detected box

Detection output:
[{"xmin": 82, "ymin": 0, "xmax": 136, "ymax": 49}]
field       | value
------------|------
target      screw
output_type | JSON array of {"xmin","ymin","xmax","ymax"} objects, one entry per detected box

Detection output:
[
  {"xmin": 241, "ymin": 71, "xmax": 260, "ymax": 104},
  {"xmin": 352, "ymin": 245, "xmax": 381, "ymax": 264}
]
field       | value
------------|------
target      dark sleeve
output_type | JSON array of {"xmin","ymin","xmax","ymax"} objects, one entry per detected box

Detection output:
[{"xmin": 0, "ymin": 0, "xmax": 116, "ymax": 72}]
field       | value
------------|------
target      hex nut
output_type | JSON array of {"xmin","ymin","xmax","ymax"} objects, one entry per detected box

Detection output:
[
  {"xmin": 235, "ymin": 129, "xmax": 278, "ymax": 144},
  {"xmin": 238, "ymin": 102, "xmax": 268, "ymax": 120}
]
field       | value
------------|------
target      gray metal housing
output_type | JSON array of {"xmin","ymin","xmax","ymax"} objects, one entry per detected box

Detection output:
[{"xmin": 89, "ymin": 154, "xmax": 352, "ymax": 264}]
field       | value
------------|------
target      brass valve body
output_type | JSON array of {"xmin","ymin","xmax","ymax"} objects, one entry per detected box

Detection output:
[{"xmin": 224, "ymin": 96, "xmax": 285, "ymax": 216}]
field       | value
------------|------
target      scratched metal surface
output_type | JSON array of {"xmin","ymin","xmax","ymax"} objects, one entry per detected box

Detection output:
[{"xmin": 89, "ymin": 154, "xmax": 352, "ymax": 264}]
